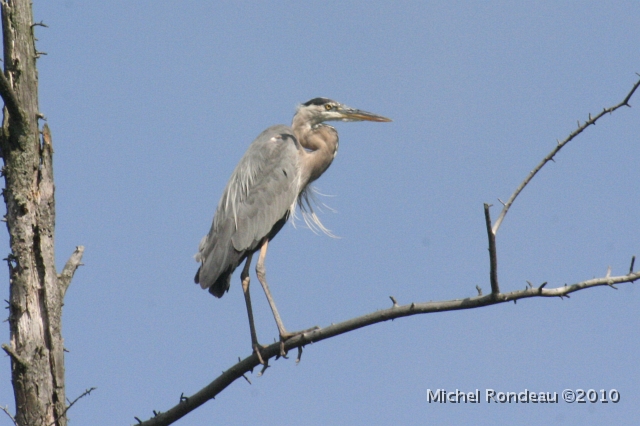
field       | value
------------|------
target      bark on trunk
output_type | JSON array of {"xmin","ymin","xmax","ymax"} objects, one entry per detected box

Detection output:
[{"xmin": 0, "ymin": 1, "xmax": 83, "ymax": 425}]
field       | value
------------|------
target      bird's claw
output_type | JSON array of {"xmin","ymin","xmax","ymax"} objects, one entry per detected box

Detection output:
[
  {"xmin": 278, "ymin": 325, "xmax": 320, "ymax": 357},
  {"xmin": 253, "ymin": 343, "xmax": 266, "ymax": 365}
]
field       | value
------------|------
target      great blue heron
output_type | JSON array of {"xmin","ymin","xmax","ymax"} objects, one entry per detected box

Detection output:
[{"xmin": 195, "ymin": 98, "xmax": 391, "ymax": 360}]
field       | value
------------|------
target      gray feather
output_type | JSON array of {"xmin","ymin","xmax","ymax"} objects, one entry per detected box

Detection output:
[{"xmin": 195, "ymin": 125, "xmax": 300, "ymax": 296}]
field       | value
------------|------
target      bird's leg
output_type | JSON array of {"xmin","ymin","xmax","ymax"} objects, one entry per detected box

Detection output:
[
  {"xmin": 240, "ymin": 254, "xmax": 265, "ymax": 364},
  {"xmin": 255, "ymin": 239, "xmax": 319, "ymax": 356},
  {"xmin": 255, "ymin": 240, "xmax": 288, "ymax": 337}
]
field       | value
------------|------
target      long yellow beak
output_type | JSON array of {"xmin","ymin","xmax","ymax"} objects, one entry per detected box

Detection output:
[{"xmin": 339, "ymin": 108, "xmax": 392, "ymax": 122}]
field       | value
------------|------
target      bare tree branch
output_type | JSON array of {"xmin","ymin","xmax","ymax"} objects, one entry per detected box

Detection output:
[
  {"xmin": 57, "ymin": 245, "xmax": 85, "ymax": 297},
  {"xmin": 137, "ymin": 269, "xmax": 639, "ymax": 425},
  {"xmin": 1, "ymin": 342, "xmax": 27, "ymax": 369},
  {"xmin": 0, "ymin": 405, "xmax": 17, "ymax": 426},
  {"xmin": 47, "ymin": 387, "xmax": 96, "ymax": 426},
  {"xmin": 0, "ymin": 71, "xmax": 24, "ymax": 125},
  {"xmin": 483, "ymin": 203, "xmax": 499, "ymax": 295},
  {"xmin": 492, "ymin": 76, "xmax": 640, "ymax": 235}
]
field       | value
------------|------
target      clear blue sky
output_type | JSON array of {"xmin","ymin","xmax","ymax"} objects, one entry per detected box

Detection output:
[{"xmin": 1, "ymin": 2, "xmax": 639, "ymax": 425}]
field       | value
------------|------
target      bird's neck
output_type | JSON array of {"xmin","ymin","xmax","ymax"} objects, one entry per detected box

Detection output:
[{"xmin": 293, "ymin": 121, "xmax": 338, "ymax": 187}]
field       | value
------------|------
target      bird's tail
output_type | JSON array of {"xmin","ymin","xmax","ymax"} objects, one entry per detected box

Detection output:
[
  {"xmin": 209, "ymin": 273, "xmax": 231, "ymax": 298},
  {"xmin": 194, "ymin": 264, "xmax": 232, "ymax": 298}
]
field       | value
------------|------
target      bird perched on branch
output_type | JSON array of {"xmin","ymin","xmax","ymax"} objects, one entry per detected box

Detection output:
[{"xmin": 194, "ymin": 98, "xmax": 391, "ymax": 361}]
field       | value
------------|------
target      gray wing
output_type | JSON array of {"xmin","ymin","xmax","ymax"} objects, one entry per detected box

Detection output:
[{"xmin": 195, "ymin": 124, "xmax": 300, "ymax": 295}]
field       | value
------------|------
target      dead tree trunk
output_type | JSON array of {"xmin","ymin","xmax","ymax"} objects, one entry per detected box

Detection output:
[{"xmin": 0, "ymin": 1, "xmax": 83, "ymax": 425}]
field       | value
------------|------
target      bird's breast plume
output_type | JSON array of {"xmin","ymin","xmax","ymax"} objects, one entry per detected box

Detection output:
[{"xmin": 292, "ymin": 185, "xmax": 339, "ymax": 238}]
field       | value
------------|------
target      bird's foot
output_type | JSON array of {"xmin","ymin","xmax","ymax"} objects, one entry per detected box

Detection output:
[
  {"xmin": 278, "ymin": 326, "xmax": 320, "ymax": 357},
  {"xmin": 252, "ymin": 343, "xmax": 267, "ymax": 365},
  {"xmin": 280, "ymin": 325, "xmax": 320, "ymax": 340}
]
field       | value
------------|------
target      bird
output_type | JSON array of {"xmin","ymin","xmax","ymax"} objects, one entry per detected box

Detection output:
[{"xmin": 194, "ymin": 97, "xmax": 391, "ymax": 361}]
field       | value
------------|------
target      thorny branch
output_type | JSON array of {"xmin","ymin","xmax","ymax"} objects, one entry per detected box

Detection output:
[
  {"xmin": 0, "ymin": 405, "xmax": 17, "ymax": 426},
  {"xmin": 137, "ymin": 270, "xmax": 640, "ymax": 426},
  {"xmin": 48, "ymin": 387, "xmax": 96, "ymax": 426},
  {"xmin": 479, "ymin": 76, "xmax": 640, "ymax": 300},
  {"xmin": 491, "ymin": 76, "xmax": 640, "ymax": 235}
]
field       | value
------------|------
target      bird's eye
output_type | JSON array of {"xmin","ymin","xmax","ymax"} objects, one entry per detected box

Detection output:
[{"xmin": 324, "ymin": 104, "xmax": 332, "ymax": 111}]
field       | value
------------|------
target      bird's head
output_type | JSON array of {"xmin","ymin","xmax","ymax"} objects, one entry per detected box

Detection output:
[{"xmin": 296, "ymin": 98, "xmax": 391, "ymax": 127}]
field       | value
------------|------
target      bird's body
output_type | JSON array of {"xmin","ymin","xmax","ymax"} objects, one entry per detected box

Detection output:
[
  {"xmin": 194, "ymin": 98, "xmax": 390, "ymax": 359},
  {"xmin": 194, "ymin": 124, "xmax": 302, "ymax": 297}
]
